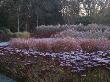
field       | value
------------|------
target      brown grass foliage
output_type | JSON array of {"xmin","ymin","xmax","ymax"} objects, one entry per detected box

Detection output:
[
  {"xmin": 9, "ymin": 38, "xmax": 81, "ymax": 52},
  {"xmin": 9, "ymin": 38, "xmax": 110, "ymax": 52},
  {"xmin": 51, "ymin": 38, "xmax": 81, "ymax": 52},
  {"xmin": 95, "ymin": 39, "xmax": 110, "ymax": 51},
  {"xmin": 80, "ymin": 39, "xmax": 98, "ymax": 52},
  {"xmin": 80, "ymin": 39, "xmax": 110, "ymax": 52}
]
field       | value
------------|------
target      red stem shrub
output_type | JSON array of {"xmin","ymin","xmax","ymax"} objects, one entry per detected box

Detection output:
[
  {"xmin": 80, "ymin": 39, "xmax": 98, "ymax": 52},
  {"xmin": 9, "ymin": 38, "xmax": 110, "ymax": 52},
  {"xmin": 9, "ymin": 38, "xmax": 81, "ymax": 52},
  {"xmin": 51, "ymin": 38, "xmax": 81, "ymax": 52}
]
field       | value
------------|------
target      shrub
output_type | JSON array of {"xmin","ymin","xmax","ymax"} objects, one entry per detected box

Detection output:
[
  {"xmin": 34, "ymin": 25, "xmax": 76, "ymax": 38},
  {"xmin": 80, "ymin": 39, "xmax": 110, "ymax": 52},
  {"xmin": 0, "ymin": 30, "xmax": 5, "ymax": 41},
  {"xmin": 9, "ymin": 38, "xmax": 81, "ymax": 52},
  {"xmin": 75, "ymin": 16, "xmax": 93, "ymax": 25},
  {"xmin": 9, "ymin": 38, "xmax": 110, "ymax": 52},
  {"xmin": 51, "ymin": 38, "xmax": 81, "ymax": 52},
  {"xmin": 80, "ymin": 39, "xmax": 98, "ymax": 52},
  {"xmin": 52, "ymin": 24, "xmax": 110, "ymax": 40},
  {"xmin": 96, "ymin": 40, "xmax": 110, "ymax": 51},
  {"xmin": 34, "ymin": 39, "xmax": 52, "ymax": 51},
  {"xmin": 52, "ymin": 29, "xmax": 87, "ymax": 39},
  {"xmin": 21, "ymin": 32, "xmax": 30, "ymax": 39},
  {"xmin": 32, "ymin": 24, "xmax": 110, "ymax": 39},
  {"xmin": 0, "ymin": 29, "xmax": 14, "ymax": 41},
  {"xmin": 14, "ymin": 31, "xmax": 30, "ymax": 39},
  {"xmin": 10, "ymin": 38, "xmax": 52, "ymax": 51}
]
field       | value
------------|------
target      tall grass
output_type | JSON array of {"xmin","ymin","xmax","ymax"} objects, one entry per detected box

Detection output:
[
  {"xmin": 9, "ymin": 38, "xmax": 81, "ymax": 52},
  {"xmin": 9, "ymin": 38, "xmax": 110, "ymax": 52},
  {"xmin": 51, "ymin": 38, "xmax": 81, "ymax": 52}
]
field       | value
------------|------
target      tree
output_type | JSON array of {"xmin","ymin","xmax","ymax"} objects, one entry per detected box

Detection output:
[
  {"xmin": 60, "ymin": 0, "xmax": 81, "ymax": 24},
  {"xmin": 0, "ymin": 0, "xmax": 64, "ymax": 32},
  {"xmin": 81, "ymin": 0, "xmax": 110, "ymax": 16}
]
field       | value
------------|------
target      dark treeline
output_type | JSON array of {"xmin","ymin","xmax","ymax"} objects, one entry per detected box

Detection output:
[{"xmin": 0, "ymin": 0, "xmax": 110, "ymax": 32}]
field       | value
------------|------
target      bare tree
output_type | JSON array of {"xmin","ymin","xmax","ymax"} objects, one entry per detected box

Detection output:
[{"xmin": 61, "ymin": 0, "xmax": 80, "ymax": 24}]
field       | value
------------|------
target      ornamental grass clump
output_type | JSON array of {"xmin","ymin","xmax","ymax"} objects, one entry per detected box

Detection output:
[
  {"xmin": 14, "ymin": 31, "xmax": 30, "ymax": 39},
  {"xmin": 10, "ymin": 38, "xmax": 110, "ymax": 52},
  {"xmin": 9, "ymin": 38, "xmax": 81, "ymax": 52},
  {"xmin": 51, "ymin": 38, "xmax": 81, "ymax": 52},
  {"xmin": 10, "ymin": 38, "xmax": 30, "ymax": 49},
  {"xmin": 96, "ymin": 39, "xmax": 110, "ymax": 51},
  {"xmin": 80, "ymin": 39, "xmax": 110, "ymax": 52},
  {"xmin": 10, "ymin": 38, "xmax": 54, "ymax": 51},
  {"xmin": 34, "ymin": 39, "xmax": 52, "ymax": 52},
  {"xmin": 80, "ymin": 39, "xmax": 98, "ymax": 52}
]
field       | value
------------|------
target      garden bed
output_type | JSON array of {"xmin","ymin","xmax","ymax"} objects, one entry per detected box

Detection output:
[{"xmin": 0, "ymin": 45, "xmax": 110, "ymax": 82}]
